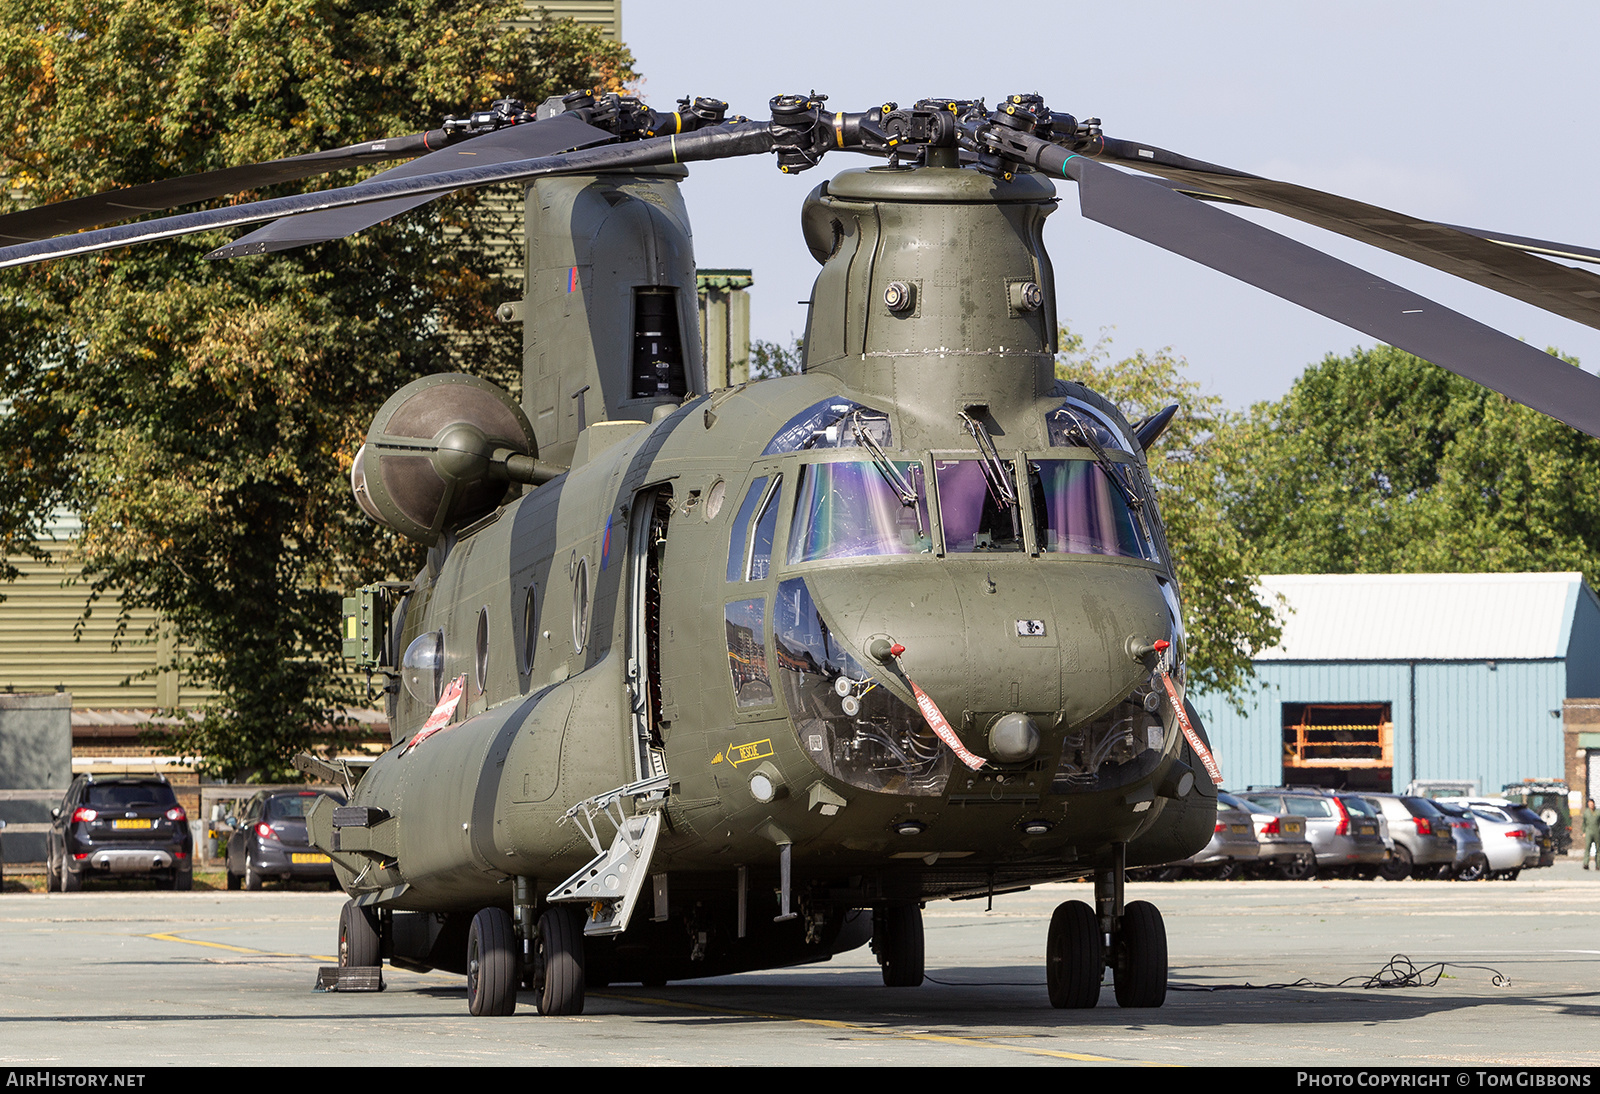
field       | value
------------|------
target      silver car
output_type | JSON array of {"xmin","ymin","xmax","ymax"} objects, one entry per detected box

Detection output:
[
  {"xmin": 1441, "ymin": 798, "xmax": 1541, "ymax": 879},
  {"xmin": 1172, "ymin": 799, "xmax": 1261, "ymax": 879},
  {"xmin": 1239, "ymin": 788, "xmax": 1388, "ymax": 878},
  {"xmin": 1219, "ymin": 791, "xmax": 1315, "ymax": 879},
  {"xmin": 1431, "ymin": 801, "xmax": 1491, "ymax": 880},
  {"xmin": 1361, "ymin": 794, "xmax": 1459, "ymax": 880}
]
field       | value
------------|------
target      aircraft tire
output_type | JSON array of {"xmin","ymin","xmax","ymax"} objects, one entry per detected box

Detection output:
[
  {"xmin": 467, "ymin": 907, "xmax": 518, "ymax": 1017},
  {"xmin": 875, "ymin": 903, "xmax": 925, "ymax": 987},
  {"xmin": 1112, "ymin": 900, "xmax": 1167, "ymax": 1009},
  {"xmin": 1046, "ymin": 899, "xmax": 1102, "ymax": 1009},
  {"xmin": 338, "ymin": 899, "xmax": 380, "ymax": 968},
  {"xmin": 533, "ymin": 905, "xmax": 586, "ymax": 1016}
]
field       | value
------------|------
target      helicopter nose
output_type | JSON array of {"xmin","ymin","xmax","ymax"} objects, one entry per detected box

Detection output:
[{"xmin": 803, "ymin": 560, "xmax": 1173, "ymax": 742}]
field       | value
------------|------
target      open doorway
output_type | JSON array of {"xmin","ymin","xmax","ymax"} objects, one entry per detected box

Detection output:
[{"xmin": 1281, "ymin": 702, "xmax": 1393, "ymax": 791}]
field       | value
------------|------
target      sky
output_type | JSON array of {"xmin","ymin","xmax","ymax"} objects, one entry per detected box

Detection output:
[{"xmin": 624, "ymin": 1, "xmax": 1600, "ymax": 411}]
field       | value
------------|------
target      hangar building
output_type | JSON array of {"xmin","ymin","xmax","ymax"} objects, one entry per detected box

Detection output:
[{"xmin": 1191, "ymin": 573, "xmax": 1600, "ymax": 795}]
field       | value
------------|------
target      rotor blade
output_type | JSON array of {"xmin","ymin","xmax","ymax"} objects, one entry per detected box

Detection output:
[
  {"xmin": 1009, "ymin": 135, "xmax": 1600, "ymax": 437},
  {"xmin": 1087, "ymin": 134, "xmax": 1600, "ymax": 331},
  {"xmin": 0, "ymin": 132, "xmax": 447, "ymax": 246},
  {"xmin": 0, "ymin": 123, "xmax": 775, "ymax": 271},
  {"xmin": 208, "ymin": 113, "xmax": 614, "ymax": 259}
]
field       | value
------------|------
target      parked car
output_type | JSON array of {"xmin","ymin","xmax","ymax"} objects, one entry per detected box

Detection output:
[
  {"xmin": 1167, "ymin": 798, "xmax": 1261, "ymax": 879},
  {"xmin": 1360, "ymin": 794, "xmax": 1459, "ymax": 880},
  {"xmin": 1442, "ymin": 798, "xmax": 1546, "ymax": 878},
  {"xmin": 223, "ymin": 789, "xmax": 344, "ymax": 890},
  {"xmin": 1239, "ymin": 787, "xmax": 1387, "ymax": 878},
  {"xmin": 1431, "ymin": 801, "xmax": 1490, "ymax": 880},
  {"xmin": 46, "ymin": 775, "xmax": 192, "ymax": 891},
  {"xmin": 1218, "ymin": 791, "xmax": 1315, "ymax": 879},
  {"xmin": 1333, "ymin": 793, "xmax": 1394, "ymax": 879},
  {"xmin": 1496, "ymin": 801, "xmax": 1558, "ymax": 869}
]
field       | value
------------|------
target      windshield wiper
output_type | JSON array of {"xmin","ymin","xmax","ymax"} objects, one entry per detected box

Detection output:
[
  {"xmin": 851, "ymin": 413, "xmax": 927, "ymax": 537},
  {"xmin": 852, "ymin": 414, "xmax": 919, "ymax": 506},
  {"xmin": 957, "ymin": 410, "xmax": 1022, "ymax": 544},
  {"xmin": 1055, "ymin": 405, "xmax": 1144, "ymax": 512}
]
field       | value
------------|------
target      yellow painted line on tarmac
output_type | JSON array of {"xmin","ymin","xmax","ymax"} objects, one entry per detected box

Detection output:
[
  {"xmin": 597, "ymin": 992, "xmax": 1142, "ymax": 1063},
  {"xmin": 146, "ymin": 931, "xmax": 331, "ymax": 961}
]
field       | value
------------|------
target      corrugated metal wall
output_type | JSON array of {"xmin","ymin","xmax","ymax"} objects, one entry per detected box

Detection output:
[
  {"xmin": 0, "ymin": 543, "xmax": 177, "ymax": 708},
  {"xmin": 1193, "ymin": 659, "xmax": 1568, "ymax": 793},
  {"xmin": 1564, "ymin": 584, "xmax": 1600, "ymax": 697}
]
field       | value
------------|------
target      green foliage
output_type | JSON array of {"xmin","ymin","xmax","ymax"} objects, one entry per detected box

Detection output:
[
  {"xmin": 1221, "ymin": 344, "xmax": 1600, "ymax": 586},
  {"xmin": 0, "ymin": 0, "xmax": 635, "ymax": 780},
  {"xmin": 750, "ymin": 335, "xmax": 804, "ymax": 380},
  {"xmin": 1056, "ymin": 326, "xmax": 1281, "ymax": 703}
]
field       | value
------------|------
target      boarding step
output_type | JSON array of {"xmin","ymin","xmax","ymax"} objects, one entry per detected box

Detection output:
[{"xmin": 548, "ymin": 775, "xmax": 670, "ymax": 937}]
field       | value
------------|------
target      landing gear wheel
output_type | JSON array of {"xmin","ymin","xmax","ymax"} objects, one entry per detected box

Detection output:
[
  {"xmin": 1277, "ymin": 852, "xmax": 1316, "ymax": 881},
  {"xmin": 873, "ymin": 904, "xmax": 925, "ymax": 987},
  {"xmin": 466, "ymin": 907, "xmax": 519, "ymax": 1017},
  {"xmin": 1379, "ymin": 845, "xmax": 1413, "ymax": 882},
  {"xmin": 532, "ymin": 905, "xmax": 586, "ymax": 1015},
  {"xmin": 1112, "ymin": 900, "xmax": 1168, "ymax": 1008},
  {"xmin": 338, "ymin": 899, "xmax": 380, "ymax": 968},
  {"xmin": 1046, "ymin": 899, "xmax": 1102, "ymax": 1009},
  {"xmin": 243, "ymin": 862, "xmax": 262, "ymax": 891},
  {"xmin": 226, "ymin": 870, "xmax": 241, "ymax": 891}
]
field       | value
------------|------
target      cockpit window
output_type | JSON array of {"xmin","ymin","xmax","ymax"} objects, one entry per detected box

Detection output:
[
  {"xmin": 1028, "ymin": 460, "xmax": 1156, "ymax": 560},
  {"xmin": 934, "ymin": 459, "xmax": 1024, "ymax": 553},
  {"xmin": 725, "ymin": 598, "xmax": 773, "ymax": 708},
  {"xmin": 1046, "ymin": 398, "xmax": 1133, "ymax": 451},
  {"xmin": 788, "ymin": 461, "xmax": 932, "ymax": 563},
  {"xmin": 726, "ymin": 475, "xmax": 778, "ymax": 582},
  {"xmin": 764, "ymin": 398, "xmax": 892, "ymax": 455}
]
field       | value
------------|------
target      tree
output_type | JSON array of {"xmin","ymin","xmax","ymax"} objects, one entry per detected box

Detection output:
[
  {"xmin": 750, "ymin": 335, "xmax": 804, "ymax": 380},
  {"xmin": 0, "ymin": 0, "xmax": 636, "ymax": 780},
  {"xmin": 1056, "ymin": 326, "xmax": 1281, "ymax": 702},
  {"xmin": 1220, "ymin": 345, "xmax": 1600, "ymax": 586}
]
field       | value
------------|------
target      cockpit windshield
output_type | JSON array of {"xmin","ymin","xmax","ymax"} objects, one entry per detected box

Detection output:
[
  {"xmin": 1028, "ymin": 460, "xmax": 1157, "ymax": 560},
  {"xmin": 788, "ymin": 461, "xmax": 933, "ymax": 563},
  {"xmin": 934, "ymin": 459, "xmax": 1025, "ymax": 553}
]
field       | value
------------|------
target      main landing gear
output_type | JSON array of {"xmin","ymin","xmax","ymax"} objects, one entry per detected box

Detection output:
[
  {"xmin": 1047, "ymin": 843, "xmax": 1168, "ymax": 1009},
  {"xmin": 475, "ymin": 879, "xmax": 587, "ymax": 1017}
]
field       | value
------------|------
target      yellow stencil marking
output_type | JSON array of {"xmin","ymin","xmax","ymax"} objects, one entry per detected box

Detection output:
[{"xmin": 727, "ymin": 737, "xmax": 774, "ymax": 766}]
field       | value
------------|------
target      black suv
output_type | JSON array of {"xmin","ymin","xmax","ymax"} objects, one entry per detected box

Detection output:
[{"xmin": 47, "ymin": 775, "xmax": 193, "ymax": 891}]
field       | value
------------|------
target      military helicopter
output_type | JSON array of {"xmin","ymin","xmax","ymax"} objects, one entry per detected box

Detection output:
[{"xmin": 6, "ymin": 88, "xmax": 1600, "ymax": 1019}]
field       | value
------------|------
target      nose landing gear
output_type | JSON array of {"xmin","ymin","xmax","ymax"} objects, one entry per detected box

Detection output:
[
  {"xmin": 1046, "ymin": 843, "xmax": 1169, "ymax": 1009},
  {"xmin": 872, "ymin": 902, "xmax": 926, "ymax": 986}
]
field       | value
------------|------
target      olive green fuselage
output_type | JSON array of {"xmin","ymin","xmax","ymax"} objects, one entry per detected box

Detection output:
[{"xmin": 327, "ymin": 162, "xmax": 1216, "ymax": 929}]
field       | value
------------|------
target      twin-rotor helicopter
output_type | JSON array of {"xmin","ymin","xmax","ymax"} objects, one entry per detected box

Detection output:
[{"xmin": 6, "ymin": 86, "xmax": 1600, "ymax": 1017}]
